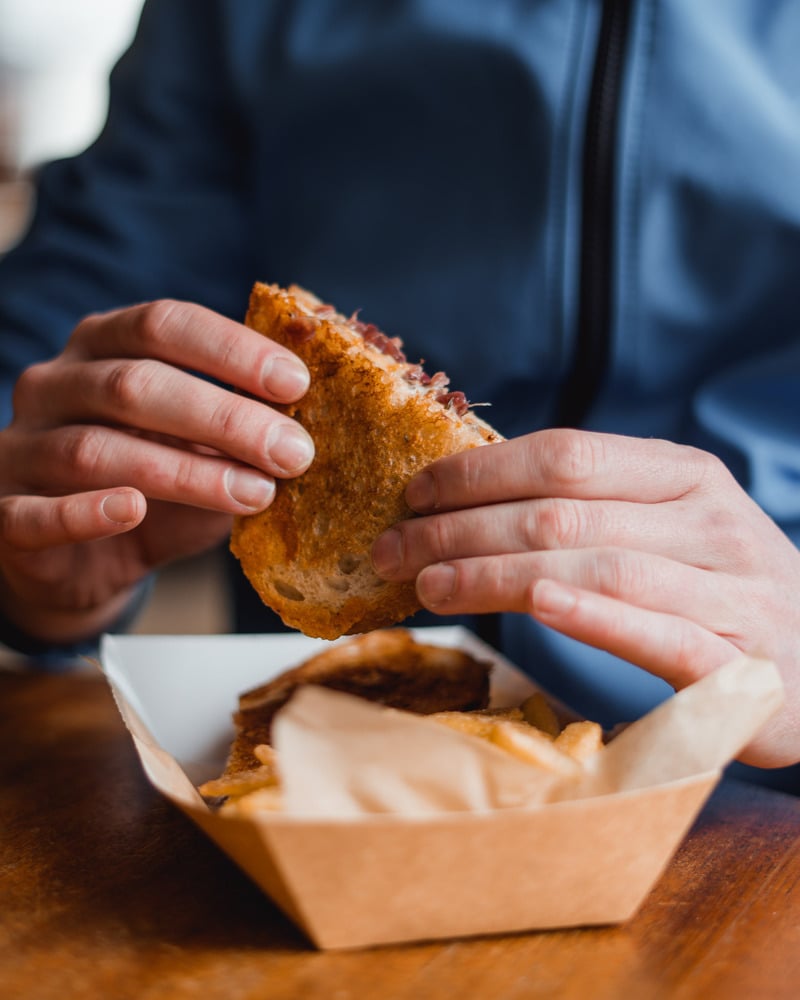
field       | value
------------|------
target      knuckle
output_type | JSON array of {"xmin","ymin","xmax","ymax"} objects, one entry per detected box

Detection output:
[
  {"xmin": 70, "ymin": 309, "xmax": 106, "ymax": 344},
  {"xmin": 528, "ymin": 498, "xmax": 584, "ymax": 550},
  {"xmin": 419, "ymin": 513, "xmax": 456, "ymax": 562},
  {"xmin": 135, "ymin": 299, "xmax": 183, "ymax": 350},
  {"xmin": 209, "ymin": 396, "xmax": 249, "ymax": 442},
  {"xmin": 104, "ymin": 359, "xmax": 155, "ymax": 409},
  {"xmin": 168, "ymin": 454, "xmax": 200, "ymax": 496},
  {"xmin": 685, "ymin": 444, "xmax": 729, "ymax": 492},
  {"xmin": 480, "ymin": 557, "xmax": 509, "ymax": 600},
  {"xmin": 214, "ymin": 331, "xmax": 243, "ymax": 373},
  {"xmin": 703, "ymin": 507, "xmax": 750, "ymax": 553},
  {"xmin": 698, "ymin": 504, "xmax": 758, "ymax": 569},
  {"xmin": 50, "ymin": 500, "xmax": 76, "ymax": 544},
  {"xmin": 62, "ymin": 426, "xmax": 107, "ymax": 479},
  {"xmin": 540, "ymin": 429, "xmax": 602, "ymax": 488},
  {"xmin": 452, "ymin": 447, "xmax": 484, "ymax": 499},
  {"xmin": 12, "ymin": 361, "xmax": 50, "ymax": 416},
  {"xmin": 596, "ymin": 548, "xmax": 649, "ymax": 599}
]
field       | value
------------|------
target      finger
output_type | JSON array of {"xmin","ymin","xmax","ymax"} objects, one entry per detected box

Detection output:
[
  {"xmin": 373, "ymin": 497, "xmax": 697, "ymax": 581},
  {"xmin": 415, "ymin": 556, "xmax": 738, "ymax": 691},
  {"xmin": 26, "ymin": 358, "xmax": 314, "ymax": 477},
  {"xmin": 528, "ymin": 578, "xmax": 740, "ymax": 692},
  {"xmin": 0, "ymin": 489, "xmax": 145, "ymax": 552},
  {"xmin": 405, "ymin": 430, "xmax": 719, "ymax": 513},
  {"xmin": 17, "ymin": 426, "xmax": 278, "ymax": 514},
  {"xmin": 413, "ymin": 548, "xmax": 743, "ymax": 639},
  {"xmin": 66, "ymin": 300, "xmax": 310, "ymax": 402}
]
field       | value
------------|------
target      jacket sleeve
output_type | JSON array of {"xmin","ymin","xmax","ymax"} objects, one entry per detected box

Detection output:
[
  {"xmin": 0, "ymin": 0, "xmax": 254, "ymax": 428},
  {"xmin": 693, "ymin": 341, "xmax": 800, "ymax": 548}
]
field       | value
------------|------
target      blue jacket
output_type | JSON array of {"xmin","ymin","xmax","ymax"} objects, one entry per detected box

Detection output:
[{"xmin": 1, "ymin": 1, "xmax": 799, "ymax": 771}]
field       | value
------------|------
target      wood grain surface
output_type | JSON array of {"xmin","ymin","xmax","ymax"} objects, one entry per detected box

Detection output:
[{"xmin": 1, "ymin": 669, "xmax": 798, "ymax": 1000}]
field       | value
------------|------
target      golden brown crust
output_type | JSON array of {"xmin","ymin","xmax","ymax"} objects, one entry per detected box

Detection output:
[
  {"xmin": 223, "ymin": 629, "xmax": 492, "ymax": 775},
  {"xmin": 229, "ymin": 282, "xmax": 502, "ymax": 639}
]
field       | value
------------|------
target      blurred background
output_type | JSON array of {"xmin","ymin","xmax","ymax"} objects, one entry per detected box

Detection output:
[
  {"xmin": 0, "ymin": 0, "xmax": 232, "ymax": 647},
  {"xmin": 0, "ymin": 0, "xmax": 143, "ymax": 248}
]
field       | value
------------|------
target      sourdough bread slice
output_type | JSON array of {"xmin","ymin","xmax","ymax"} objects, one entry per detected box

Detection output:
[{"xmin": 230, "ymin": 282, "xmax": 501, "ymax": 639}]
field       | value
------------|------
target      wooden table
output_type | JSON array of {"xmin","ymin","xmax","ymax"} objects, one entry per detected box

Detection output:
[{"xmin": 2, "ymin": 669, "xmax": 799, "ymax": 1000}]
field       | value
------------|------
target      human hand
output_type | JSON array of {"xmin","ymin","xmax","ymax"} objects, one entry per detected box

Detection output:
[
  {"xmin": 372, "ymin": 430, "xmax": 800, "ymax": 768},
  {"xmin": 0, "ymin": 300, "xmax": 314, "ymax": 645}
]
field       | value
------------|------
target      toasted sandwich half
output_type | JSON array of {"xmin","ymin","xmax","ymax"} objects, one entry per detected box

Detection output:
[
  {"xmin": 229, "ymin": 282, "xmax": 502, "ymax": 639},
  {"xmin": 221, "ymin": 629, "xmax": 492, "ymax": 774}
]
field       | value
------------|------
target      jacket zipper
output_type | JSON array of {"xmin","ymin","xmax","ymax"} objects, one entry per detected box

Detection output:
[
  {"xmin": 554, "ymin": 0, "xmax": 634, "ymax": 428},
  {"xmin": 472, "ymin": 1, "xmax": 634, "ymax": 656}
]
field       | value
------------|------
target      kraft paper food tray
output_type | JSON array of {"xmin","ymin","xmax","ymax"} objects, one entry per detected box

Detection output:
[{"xmin": 98, "ymin": 627, "xmax": 778, "ymax": 950}]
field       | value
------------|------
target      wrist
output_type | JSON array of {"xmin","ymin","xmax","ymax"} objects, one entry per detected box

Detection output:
[{"xmin": 0, "ymin": 578, "xmax": 153, "ymax": 660}]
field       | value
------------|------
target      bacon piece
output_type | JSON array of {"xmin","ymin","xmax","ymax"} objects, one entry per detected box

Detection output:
[
  {"xmin": 403, "ymin": 365, "xmax": 432, "ymax": 385},
  {"xmin": 343, "ymin": 310, "xmax": 469, "ymax": 414},
  {"xmin": 436, "ymin": 390, "xmax": 470, "ymax": 416},
  {"xmin": 284, "ymin": 314, "xmax": 318, "ymax": 342},
  {"xmin": 348, "ymin": 315, "xmax": 408, "ymax": 364}
]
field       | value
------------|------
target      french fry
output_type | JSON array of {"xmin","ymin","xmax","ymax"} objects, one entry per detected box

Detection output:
[
  {"xmin": 489, "ymin": 720, "xmax": 581, "ymax": 777},
  {"xmin": 198, "ymin": 763, "xmax": 278, "ymax": 799},
  {"xmin": 220, "ymin": 785, "xmax": 284, "ymax": 817},
  {"xmin": 554, "ymin": 721, "xmax": 604, "ymax": 762},
  {"xmin": 428, "ymin": 711, "xmax": 497, "ymax": 739},
  {"xmin": 520, "ymin": 691, "xmax": 561, "ymax": 738},
  {"xmin": 478, "ymin": 707, "xmax": 525, "ymax": 721}
]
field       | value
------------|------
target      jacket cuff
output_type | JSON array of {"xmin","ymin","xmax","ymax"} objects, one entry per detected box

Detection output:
[{"xmin": 0, "ymin": 578, "xmax": 154, "ymax": 669}]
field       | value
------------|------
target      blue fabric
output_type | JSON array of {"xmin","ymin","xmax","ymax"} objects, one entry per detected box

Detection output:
[
  {"xmin": 0, "ymin": 577, "xmax": 154, "ymax": 668},
  {"xmin": 1, "ymin": 0, "xmax": 798, "ymax": 786}
]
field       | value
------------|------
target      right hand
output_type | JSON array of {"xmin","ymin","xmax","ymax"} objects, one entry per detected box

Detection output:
[{"xmin": 0, "ymin": 299, "xmax": 314, "ymax": 646}]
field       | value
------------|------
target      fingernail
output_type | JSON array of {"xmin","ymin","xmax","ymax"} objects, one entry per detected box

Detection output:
[
  {"xmin": 532, "ymin": 579, "xmax": 577, "ymax": 616},
  {"xmin": 225, "ymin": 468, "xmax": 276, "ymax": 510},
  {"xmin": 101, "ymin": 491, "xmax": 139, "ymax": 524},
  {"xmin": 372, "ymin": 529, "xmax": 403, "ymax": 577},
  {"xmin": 406, "ymin": 471, "xmax": 437, "ymax": 511},
  {"xmin": 418, "ymin": 564, "xmax": 456, "ymax": 607},
  {"xmin": 267, "ymin": 423, "xmax": 315, "ymax": 474},
  {"xmin": 263, "ymin": 355, "xmax": 310, "ymax": 399}
]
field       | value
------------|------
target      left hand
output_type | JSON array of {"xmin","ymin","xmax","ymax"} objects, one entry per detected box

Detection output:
[
  {"xmin": 371, "ymin": 429, "xmax": 800, "ymax": 768},
  {"xmin": 0, "ymin": 300, "xmax": 313, "ymax": 646}
]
